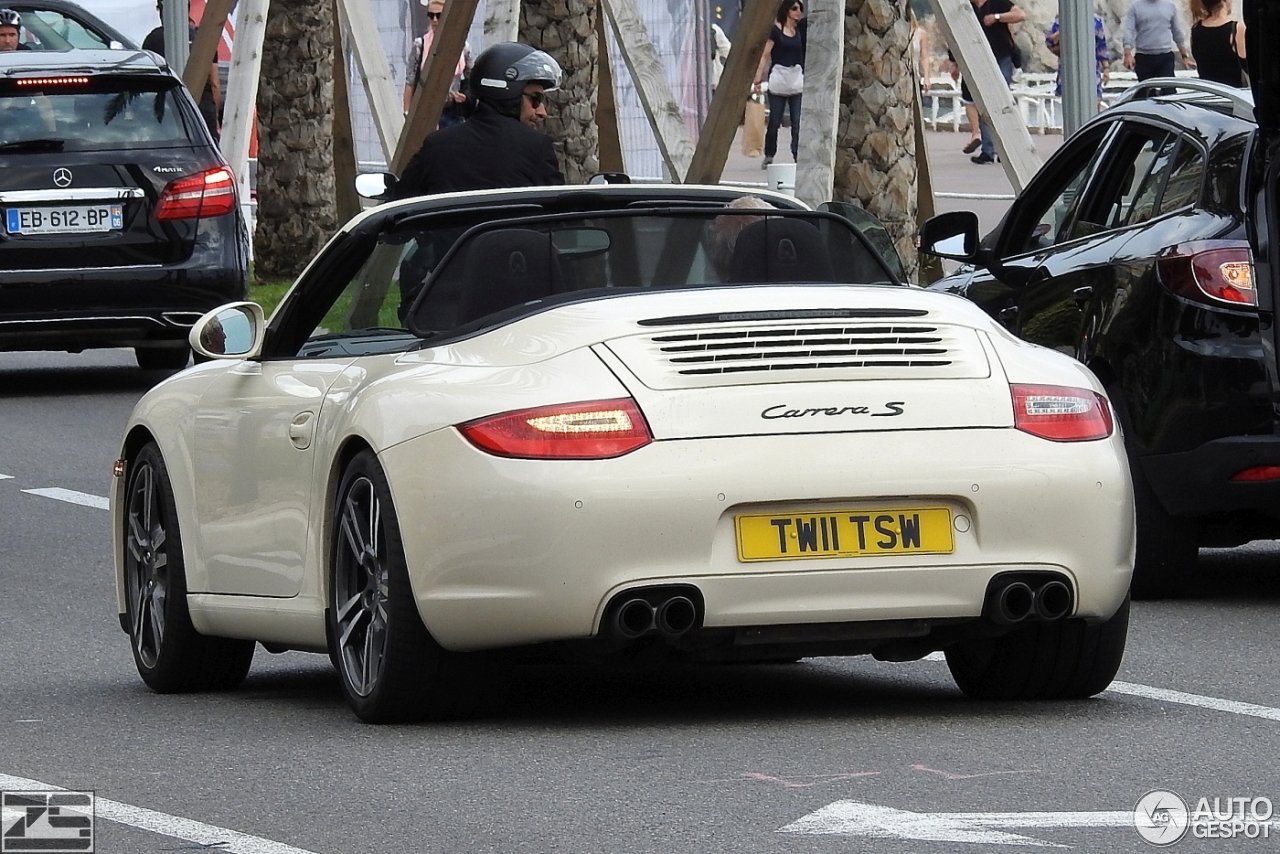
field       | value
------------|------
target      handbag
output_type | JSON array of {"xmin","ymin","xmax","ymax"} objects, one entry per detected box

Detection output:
[
  {"xmin": 768, "ymin": 63, "xmax": 804, "ymax": 97},
  {"xmin": 742, "ymin": 96, "xmax": 766, "ymax": 157}
]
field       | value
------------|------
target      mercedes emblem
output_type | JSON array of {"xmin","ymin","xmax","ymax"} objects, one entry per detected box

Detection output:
[{"xmin": 53, "ymin": 168, "xmax": 73, "ymax": 188}]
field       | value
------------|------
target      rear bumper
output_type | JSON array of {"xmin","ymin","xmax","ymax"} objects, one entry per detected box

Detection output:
[
  {"xmin": 380, "ymin": 427, "xmax": 1135, "ymax": 651},
  {"xmin": 1141, "ymin": 433, "xmax": 1280, "ymax": 518}
]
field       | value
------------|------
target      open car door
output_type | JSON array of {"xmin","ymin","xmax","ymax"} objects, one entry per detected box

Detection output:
[{"xmin": 1246, "ymin": 0, "xmax": 1280, "ymax": 426}]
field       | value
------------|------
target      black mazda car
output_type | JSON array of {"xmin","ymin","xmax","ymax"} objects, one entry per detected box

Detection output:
[
  {"xmin": 0, "ymin": 49, "xmax": 248, "ymax": 369},
  {"xmin": 920, "ymin": 29, "xmax": 1280, "ymax": 599}
]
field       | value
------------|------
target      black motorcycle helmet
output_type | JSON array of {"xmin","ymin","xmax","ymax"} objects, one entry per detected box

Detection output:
[{"xmin": 470, "ymin": 41, "xmax": 562, "ymax": 118}]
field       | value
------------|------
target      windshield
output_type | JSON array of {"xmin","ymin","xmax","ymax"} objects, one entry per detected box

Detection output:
[
  {"xmin": 403, "ymin": 209, "xmax": 899, "ymax": 335},
  {"xmin": 0, "ymin": 78, "xmax": 194, "ymax": 150}
]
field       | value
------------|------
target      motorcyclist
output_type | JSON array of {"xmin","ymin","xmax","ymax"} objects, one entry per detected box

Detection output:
[{"xmin": 396, "ymin": 41, "xmax": 564, "ymax": 197}]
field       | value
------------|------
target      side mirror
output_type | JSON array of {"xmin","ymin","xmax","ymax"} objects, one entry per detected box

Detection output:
[
  {"xmin": 189, "ymin": 302, "xmax": 266, "ymax": 360},
  {"xmin": 919, "ymin": 211, "xmax": 981, "ymax": 261},
  {"xmin": 355, "ymin": 172, "xmax": 398, "ymax": 201}
]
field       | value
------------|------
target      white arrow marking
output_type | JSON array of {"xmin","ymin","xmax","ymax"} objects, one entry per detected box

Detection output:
[
  {"xmin": 779, "ymin": 799, "xmax": 1132, "ymax": 846},
  {"xmin": 21, "ymin": 487, "xmax": 108, "ymax": 510},
  {"xmin": 0, "ymin": 773, "xmax": 321, "ymax": 854},
  {"xmin": 0, "ymin": 473, "xmax": 13, "ymax": 480}
]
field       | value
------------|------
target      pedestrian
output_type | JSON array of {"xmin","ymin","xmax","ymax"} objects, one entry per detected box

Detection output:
[
  {"xmin": 710, "ymin": 22, "xmax": 731, "ymax": 91},
  {"xmin": 753, "ymin": 0, "xmax": 806, "ymax": 169},
  {"xmin": 0, "ymin": 9, "xmax": 30, "ymax": 51},
  {"xmin": 403, "ymin": 0, "xmax": 471, "ymax": 129},
  {"xmin": 957, "ymin": 0, "xmax": 1026, "ymax": 165},
  {"xmin": 396, "ymin": 41, "xmax": 563, "ymax": 198},
  {"xmin": 1190, "ymin": 0, "xmax": 1246, "ymax": 87},
  {"xmin": 1122, "ymin": 0, "xmax": 1195, "ymax": 89},
  {"xmin": 946, "ymin": 53, "xmax": 983, "ymax": 155},
  {"xmin": 1046, "ymin": 12, "xmax": 1110, "ymax": 102},
  {"xmin": 143, "ymin": 2, "xmax": 221, "ymax": 143}
]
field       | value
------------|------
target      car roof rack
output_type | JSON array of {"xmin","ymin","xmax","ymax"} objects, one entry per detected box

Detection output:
[{"xmin": 1111, "ymin": 77, "xmax": 1254, "ymax": 121}]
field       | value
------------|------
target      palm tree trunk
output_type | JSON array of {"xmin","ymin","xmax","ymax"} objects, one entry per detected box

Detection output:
[
  {"xmin": 254, "ymin": 0, "xmax": 338, "ymax": 279},
  {"xmin": 833, "ymin": 0, "xmax": 917, "ymax": 280},
  {"xmin": 521, "ymin": 0, "xmax": 599, "ymax": 183}
]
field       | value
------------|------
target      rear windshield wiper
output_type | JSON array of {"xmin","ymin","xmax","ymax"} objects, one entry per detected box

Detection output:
[{"xmin": 0, "ymin": 138, "xmax": 66, "ymax": 153}]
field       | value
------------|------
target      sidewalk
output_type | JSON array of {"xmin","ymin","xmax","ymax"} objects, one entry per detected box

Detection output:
[{"xmin": 716, "ymin": 126, "xmax": 1064, "ymax": 234}]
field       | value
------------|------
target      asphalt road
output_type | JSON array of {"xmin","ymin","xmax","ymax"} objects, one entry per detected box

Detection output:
[{"xmin": 1, "ymin": 348, "xmax": 1278, "ymax": 854}]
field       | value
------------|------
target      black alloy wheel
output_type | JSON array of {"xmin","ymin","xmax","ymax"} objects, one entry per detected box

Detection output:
[
  {"xmin": 123, "ymin": 443, "xmax": 254, "ymax": 691},
  {"xmin": 329, "ymin": 450, "xmax": 490, "ymax": 723}
]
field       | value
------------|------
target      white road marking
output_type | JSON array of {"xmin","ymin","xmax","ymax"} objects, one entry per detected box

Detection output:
[
  {"xmin": 779, "ymin": 799, "xmax": 1131, "ymax": 846},
  {"xmin": 20, "ymin": 487, "xmax": 108, "ymax": 510},
  {"xmin": 0, "ymin": 473, "xmax": 12, "ymax": 480},
  {"xmin": 0, "ymin": 773, "xmax": 322, "ymax": 854},
  {"xmin": 1107, "ymin": 680, "xmax": 1280, "ymax": 722}
]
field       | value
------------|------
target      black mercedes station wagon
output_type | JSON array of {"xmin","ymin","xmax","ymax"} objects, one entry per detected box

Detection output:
[
  {"xmin": 920, "ymin": 22, "xmax": 1280, "ymax": 601},
  {"xmin": 0, "ymin": 49, "xmax": 248, "ymax": 370}
]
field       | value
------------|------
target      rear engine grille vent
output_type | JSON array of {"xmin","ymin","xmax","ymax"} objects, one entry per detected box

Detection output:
[{"xmin": 652, "ymin": 325, "xmax": 952, "ymax": 375}]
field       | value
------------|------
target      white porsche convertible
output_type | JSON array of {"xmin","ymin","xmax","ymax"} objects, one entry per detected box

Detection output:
[{"xmin": 111, "ymin": 185, "xmax": 1135, "ymax": 723}]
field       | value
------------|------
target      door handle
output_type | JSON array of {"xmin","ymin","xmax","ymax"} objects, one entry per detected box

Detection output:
[
  {"xmin": 997, "ymin": 305, "xmax": 1019, "ymax": 325},
  {"xmin": 288, "ymin": 411, "xmax": 316, "ymax": 450},
  {"xmin": 1072, "ymin": 285, "xmax": 1094, "ymax": 305}
]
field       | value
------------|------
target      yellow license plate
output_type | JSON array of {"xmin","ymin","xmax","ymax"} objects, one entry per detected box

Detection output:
[{"xmin": 735, "ymin": 506, "xmax": 955, "ymax": 562}]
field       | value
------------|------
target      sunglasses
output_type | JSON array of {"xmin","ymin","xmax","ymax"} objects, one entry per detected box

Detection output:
[
  {"xmin": 426, "ymin": 10, "xmax": 441, "ymax": 19},
  {"xmin": 523, "ymin": 91, "xmax": 547, "ymax": 108}
]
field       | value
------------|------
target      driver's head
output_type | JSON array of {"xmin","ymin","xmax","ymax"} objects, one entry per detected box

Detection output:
[
  {"xmin": 0, "ymin": 9, "xmax": 21, "ymax": 51},
  {"xmin": 706, "ymin": 196, "xmax": 774, "ymax": 279},
  {"xmin": 469, "ymin": 42, "xmax": 561, "ymax": 122}
]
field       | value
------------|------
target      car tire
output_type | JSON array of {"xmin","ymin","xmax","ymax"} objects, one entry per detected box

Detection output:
[
  {"xmin": 135, "ymin": 345, "xmax": 191, "ymax": 371},
  {"xmin": 945, "ymin": 597, "xmax": 1129, "ymax": 701},
  {"xmin": 328, "ymin": 449, "xmax": 487, "ymax": 723},
  {"xmin": 1103, "ymin": 383, "xmax": 1198, "ymax": 599},
  {"xmin": 123, "ymin": 443, "xmax": 255, "ymax": 692}
]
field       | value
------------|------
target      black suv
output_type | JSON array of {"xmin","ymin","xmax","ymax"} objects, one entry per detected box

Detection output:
[
  {"xmin": 921, "ymin": 72, "xmax": 1280, "ymax": 599},
  {"xmin": 0, "ymin": 49, "xmax": 248, "ymax": 369}
]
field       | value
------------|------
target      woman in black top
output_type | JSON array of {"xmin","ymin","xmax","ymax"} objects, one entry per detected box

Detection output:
[
  {"xmin": 753, "ymin": 0, "xmax": 807, "ymax": 168},
  {"xmin": 1190, "ymin": 0, "xmax": 1247, "ymax": 87}
]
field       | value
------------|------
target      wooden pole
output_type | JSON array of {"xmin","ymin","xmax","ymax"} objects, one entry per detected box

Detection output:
[
  {"xmin": 929, "ymin": 0, "xmax": 1039, "ymax": 191},
  {"xmin": 183, "ymin": 0, "xmax": 233, "ymax": 98},
  {"xmin": 483, "ymin": 0, "xmax": 519, "ymax": 47},
  {"xmin": 392, "ymin": 0, "xmax": 480, "ymax": 174},
  {"xmin": 222, "ymin": 0, "xmax": 269, "ymax": 194},
  {"xmin": 684, "ymin": 0, "xmax": 775, "ymax": 186},
  {"xmin": 596, "ymin": 10, "xmax": 624, "ymax": 174},
  {"xmin": 794, "ymin": 0, "xmax": 841, "ymax": 205},
  {"xmin": 601, "ymin": 0, "xmax": 695, "ymax": 182},
  {"xmin": 337, "ymin": 0, "xmax": 404, "ymax": 164},
  {"xmin": 333, "ymin": 2, "xmax": 360, "ymax": 224}
]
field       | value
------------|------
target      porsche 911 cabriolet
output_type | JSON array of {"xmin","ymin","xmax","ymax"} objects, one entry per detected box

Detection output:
[{"xmin": 111, "ymin": 184, "xmax": 1135, "ymax": 723}]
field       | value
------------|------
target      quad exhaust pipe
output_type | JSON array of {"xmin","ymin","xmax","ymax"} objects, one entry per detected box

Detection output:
[
  {"xmin": 987, "ymin": 577, "xmax": 1073, "ymax": 625},
  {"xmin": 607, "ymin": 593, "xmax": 700, "ymax": 640}
]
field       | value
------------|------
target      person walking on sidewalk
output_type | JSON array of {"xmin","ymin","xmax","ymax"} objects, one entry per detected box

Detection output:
[
  {"xmin": 959, "ymin": 0, "xmax": 1026, "ymax": 165},
  {"xmin": 753, "ymin": 0, "xmax": 807, "ymax": 169},
  {"xmin": 1122, "ymin": 0, "xmax": 1195, "ymax": 90},
  {"xmin": 1190, "ymin": 0, "xmax": 1246, "ymax": 87}
]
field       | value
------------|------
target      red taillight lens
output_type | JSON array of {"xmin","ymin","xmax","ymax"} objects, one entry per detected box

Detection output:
[
  {"xmin": 1231, "ymin": 466, "xmax": 1280, "ymax": 482},
  {"xmin": 459, "ymin": 398, "xmax": 653, "ymax": 459},
  {"xmin": 1157, "ymin": 240, "xmax": 1256, "ymax": 308},
  {"xmin": 1011, "ymin": 384, "xmax": 1113, "ymax": 442},
  {"xmin": 155, "ymin": 166, "xmax": 237, "ymax": 220}
]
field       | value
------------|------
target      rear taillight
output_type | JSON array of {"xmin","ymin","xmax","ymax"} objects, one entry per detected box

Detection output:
[
  {"xmin": 1231, "ymin": 466, "xmax": 1280, "ymax": 482},
  {"xmin": 1157, "ymin": 240, "xmax": 1256, "ymax": 308},
  {"xmin": 1011, "ymin": 384, "xmax": 1113, "ymax": 442},
  {"xmin": 155, "ymin": 166, "xmax": 237, "ymax": 220},
  {"xmin": 459, "ymin": 398, "xmax": 653, "ymax": 459}
]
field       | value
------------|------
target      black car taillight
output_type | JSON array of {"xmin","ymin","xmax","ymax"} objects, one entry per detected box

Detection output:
[
  {"xmin": 1156, "ymin": 240, "xmax": 1256, "ymax": 309},
  {"xmin": 156, "ymin": 167, "xmax": 237, "ymax": 220}
]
